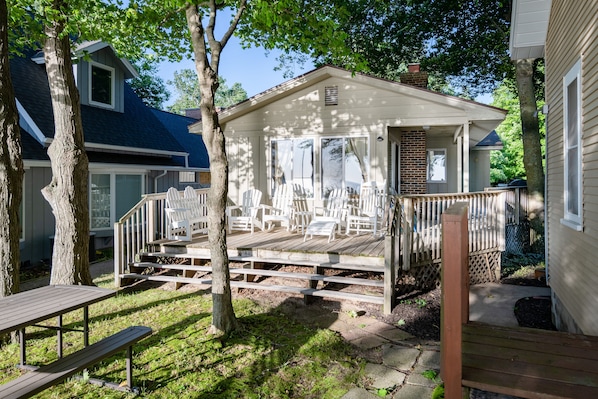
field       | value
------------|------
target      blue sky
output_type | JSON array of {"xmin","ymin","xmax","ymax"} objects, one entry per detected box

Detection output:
[{"xmin": 157, "ymin": 36, "xmax": 314, "ymax": 107}]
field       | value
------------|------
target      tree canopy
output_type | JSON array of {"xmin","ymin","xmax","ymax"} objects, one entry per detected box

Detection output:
[{"xmin": 167, "ymin": 69, "xmax": 248, "ymax": 114}]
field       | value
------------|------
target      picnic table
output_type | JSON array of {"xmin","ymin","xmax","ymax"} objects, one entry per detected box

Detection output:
[{"xmin": 0, "ymin": 284, "xmax": 116, "ymax": 367}]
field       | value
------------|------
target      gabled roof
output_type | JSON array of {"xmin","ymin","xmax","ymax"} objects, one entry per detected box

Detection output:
[
  {"xmin": 189, "ymin": 65, "xmax": 506, "ymax": 145},
  {"xmin": 11, "ymin": 48, "xmax": 189, "ymax": 161},
  {"xmin": 150, "ymin": 109, "xmax": 210, "ymax": 169},
  {"xmin": 76, "ymin": 41, "xmax": 138, "ymax": 79},
  {"xmin": 474, "ymin": 130, "xmax": 503, "ymax": 151},
  {"xmin": 510, "ymin": 0, "xmax": 552, "ymax": 60}
]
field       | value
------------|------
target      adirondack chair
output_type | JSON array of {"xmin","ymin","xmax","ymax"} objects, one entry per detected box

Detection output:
[
  {"xmin": 292, "ymin": 184, "xmax": 312, "ymax": 234},
  {"xmin": 346, "ymin": 181, "xmax": 384, "ymax": 236},
  {"xmin": 262, "ymin": 183, "xmax": 295, "ymax": 231},
  {"xmin": 184, "ymin": 186, "xmax": 208, "ymax": 225},
  {"xmin": 311, "ymin": 188, "xmax": 348, "ymax": 234},
  {"xmin": 226, "ymin": 189, "xmax": 263, "ymax": 234},
  {"xmin": 165, "ymin": 188, "xmax": 191, "ymax": 241}
]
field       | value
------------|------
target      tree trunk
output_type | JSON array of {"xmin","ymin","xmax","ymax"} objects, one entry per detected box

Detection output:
[
  {"xmin": 515, "ymin": 58, "xmax": 545, "ymax": 243},
  {"xmin": 41, "ymin": 9, "xmax": 93, "ymax": 286},
  {"xmin": 0, "ymin": 0, "xmax": 24, "ymax": 297},
  {"xmin": 186, "ymin": 5, "xmax": 237, "ymax": 335}
]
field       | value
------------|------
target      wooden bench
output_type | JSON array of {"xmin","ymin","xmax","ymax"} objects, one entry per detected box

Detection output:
[
  {"xmin": 440, "ymin": 202, "xmax": 598, "ymax": 399},
  {"xmin": 0, "ymin": 326, "xmax": 152, "ymax": 399}
]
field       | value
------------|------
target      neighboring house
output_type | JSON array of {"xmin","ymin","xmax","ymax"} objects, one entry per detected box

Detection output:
[
  {"xmin": 13, "ymin": 41, "xmax": 209, "ymax": 265},
  {"xmin": 189, "ymin": 65, "xmax": 506, "ymax": 208},
  {"xmin": 511, "ymin": 0, "xmax": 598, "ymax": 335}
]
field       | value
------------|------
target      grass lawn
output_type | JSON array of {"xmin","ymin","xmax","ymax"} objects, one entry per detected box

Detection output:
[{"xmin": 0, "ymin": 273, "xmax": 366, "ymax": 398}]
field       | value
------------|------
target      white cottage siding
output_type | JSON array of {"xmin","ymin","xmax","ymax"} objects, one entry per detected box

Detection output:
[
  {"xmin": 545, "ymin": 0, "xmax": 598, "ymax": 334},
  {"xmin": 215, "ymin": 66, "xmax": 505, "ymax": 207}
]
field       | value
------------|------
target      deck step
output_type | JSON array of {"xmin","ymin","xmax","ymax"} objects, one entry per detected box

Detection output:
[
  {"xmin": 139, "ymin": 253, "xmax": 384, "ymax": 273},
  {"xmin": 120, "ymin": 274, "xmax": 383, "ymax": 304},
  {"xmin": 131, "ymin": 262, "xmax": 384, "ymax": 287}
]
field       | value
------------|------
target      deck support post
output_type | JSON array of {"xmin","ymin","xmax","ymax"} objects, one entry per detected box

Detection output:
[
  {"xmin": 245, "ymin": 261, "xmax": 263, "ymax": 283},
  {"xmin": 383, "ymin": 235, "xmax": 396, "ymax": 314},
  {"xmin": 305, "ymin": 265, "xmax": 322, "ymax": 305},
  {"xmin": 440, "ymin": 202, "xmax": 469, "ymax": 399}
]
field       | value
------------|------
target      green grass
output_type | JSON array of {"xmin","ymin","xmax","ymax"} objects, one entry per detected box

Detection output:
[{"xmin": 0, "ymin": 275, "xmax": 365, "ymax": 398}]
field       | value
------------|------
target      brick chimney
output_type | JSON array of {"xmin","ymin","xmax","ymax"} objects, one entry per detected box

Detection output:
[
  {"xmin": 400, "ymin": 63, "xmax": 428, "ymax": 89},
  {"xmin": 185, "ymin": 108, "xmax": 201, "ymax": 120}
]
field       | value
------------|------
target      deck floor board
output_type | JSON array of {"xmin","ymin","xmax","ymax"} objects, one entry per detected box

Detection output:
[{"xmin": 153, "ymin": 229, "xmax": 385, "ymax": 266}]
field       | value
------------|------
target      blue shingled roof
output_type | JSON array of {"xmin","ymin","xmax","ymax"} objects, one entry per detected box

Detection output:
[
  {"xmin": 150, "ymin": 109, "xmax": 210, "ymax": 169},
  {"xmin": 11, "ymin": 48, "xmax": 187, "ymax": 158}
]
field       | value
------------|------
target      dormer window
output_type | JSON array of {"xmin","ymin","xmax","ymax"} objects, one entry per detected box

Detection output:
[{"xmin": 89, "ymin": 61, "xmax": 115, "ymax": 108}]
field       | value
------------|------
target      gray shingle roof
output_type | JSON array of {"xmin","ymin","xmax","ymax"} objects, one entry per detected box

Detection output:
[
  {"xmin": 150, "ymin": 109, "xmax": 209, "ymax": 169},
  {"xmin": 11, "ymin": 49, "xmax": 188, "ymax": 159}
]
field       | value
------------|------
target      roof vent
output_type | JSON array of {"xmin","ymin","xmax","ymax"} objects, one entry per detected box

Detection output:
[{"xmin": 325, "ymin": 86, "xmax": 338, "ymax": 106}]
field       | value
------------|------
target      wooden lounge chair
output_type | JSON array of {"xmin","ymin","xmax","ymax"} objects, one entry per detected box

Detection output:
[
  {"xmin": 310, "ymin": 187, "xmax": 348, "ymax": 234},
  {"xmin": 165, "ymin": 187, "xmax": 207, "ymax": 241},
  {"xmin": 226, "ymin": 189, "xmax": 263, "ymax": 234},
  {"xmin": 262, "ymin": 183, "xmax": 295, "ymax": 231},
  {"xmin": 346, "ymin": 181, "xmax": 383, "ymax": 236}
]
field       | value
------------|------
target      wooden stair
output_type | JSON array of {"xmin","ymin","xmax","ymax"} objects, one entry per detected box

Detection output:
[{"xmin": 121, "ymin": 252, "xmax": 385, "ymax": 305}]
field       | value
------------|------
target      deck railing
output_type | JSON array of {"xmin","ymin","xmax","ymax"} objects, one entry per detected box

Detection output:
[
  {"xmin": 397, "ymin": 191, "xmax": 506, "ymax": 271},
  {"xmin": 113, "ymin": 188, "xmax": 209, "ymax": 285},
  {"xmin": 114, "ymin": 188, "xmax": 507, "ymax": 285}
]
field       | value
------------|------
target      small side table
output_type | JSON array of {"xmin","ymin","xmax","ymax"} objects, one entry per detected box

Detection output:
[
  {"xmin": 294, "ymin": 211, "xmax": 313, "ymax": 234},
  {"xmin": 304, "ymin": 220, "xmax": 337, "ymax": 243}
]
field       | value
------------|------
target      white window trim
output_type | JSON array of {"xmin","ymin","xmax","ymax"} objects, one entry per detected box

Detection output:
[
  {"xmin": 561, "ymin": 58, "xmax": 583, "ymax": 231},
  {"xmin": 426, "ymin": 148, "xmax": 447, "ymax": 183},
  {"xmin": 88, "ymin": 61, "xmax": 115, "ymax": 109}
]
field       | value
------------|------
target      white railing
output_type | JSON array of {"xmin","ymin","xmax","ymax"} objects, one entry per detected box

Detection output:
[
  {"xmin": 113, "ymin": 188, "xmax": 209, "ymax": 285},
  {"xmin": 398, "ymin": 191, "xmax": 506, "ymax": 270}
]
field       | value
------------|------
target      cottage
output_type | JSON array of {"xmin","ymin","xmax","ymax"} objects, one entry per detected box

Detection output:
[
  {"xmin": 189, "ymin": 65, "xmax": 506, "ymax": 209},
  {"xmin": 13, "ymin": 41, "xmax": 209, "ymax": 265}
]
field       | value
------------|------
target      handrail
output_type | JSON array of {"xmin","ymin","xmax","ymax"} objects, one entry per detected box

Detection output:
[
  {"xmin": 398, "ymin": 191, "xmax": 506, "ymax": 271},
  {"xmin": 113, "ymin": 188, "xmax": 209, "ymax": 286}
]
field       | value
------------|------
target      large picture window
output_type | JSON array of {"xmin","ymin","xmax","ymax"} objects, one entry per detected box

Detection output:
[
  {"xmin": 271, "ymin": 138, "xmax": 314, "ymax": 197},
  {"xmin": 90, "ymin": 173, "xmax": 144, "ymax": 229},
  {"xmin": 321, "ymin": 136, "xmax": 368, "ymax": 198},
  {"xmin": 562, "ymin": 59, "xmax": 582, "ymax": 230},
  {"xmin": 89, "ymin": 62, "xmax": 114, "ymax": 108},
  {"xmin": 427, "ymin": 149, "xmax": 447, "ymax": 182}
]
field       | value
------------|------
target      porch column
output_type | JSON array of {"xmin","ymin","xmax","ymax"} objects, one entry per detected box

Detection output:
[
  {"xmin": 463, "ymin": 122, "xmax": 470, "ymax": 193},
  {"xmin": 457, "ymin": 135, "xmax": 463, "ymax": 193}
]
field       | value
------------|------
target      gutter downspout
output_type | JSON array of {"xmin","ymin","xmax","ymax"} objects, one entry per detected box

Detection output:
[{"xmin": 154, "ymin": 170, "xmax": 168, "ymax": 193}]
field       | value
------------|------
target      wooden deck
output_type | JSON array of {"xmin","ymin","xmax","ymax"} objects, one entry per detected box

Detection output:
[
  {"xmin": 119, "ymin": 229, "xmax": 389, "ymax": 307},
  {"xmin": 153, "ymin": 229, "xmax": 385, "ymax": 267}
]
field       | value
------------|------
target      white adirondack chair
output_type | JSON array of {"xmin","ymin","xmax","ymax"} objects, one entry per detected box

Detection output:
[
  {"xmin": 262, "ymin": 183, "xmax": 295, "ymax": 231},
  {"xmin": 183, "ymin": 186, "xmax": 208, "ymax": 234},
  {"xmin": 346, "ymin": 181, "xmax": 384, "ymax": 236},
  {"xmin": 226, "ymin": 189, "xmax": 263, "ymax": 234},
  {"xmin": 165, "ymin": 188, "xmax": 192, "ymax": 241},
  {"xmin": 311, "ymin": 188, "xmax": 348, "ymax": 234}
]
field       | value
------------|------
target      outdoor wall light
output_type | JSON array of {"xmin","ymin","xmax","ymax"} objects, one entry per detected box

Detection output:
[{"xmin": 377, "ymin": 135, "xmax": 384, "ymax": 142}]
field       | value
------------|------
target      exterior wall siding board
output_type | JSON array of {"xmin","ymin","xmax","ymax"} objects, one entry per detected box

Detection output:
[{"xmin": 545, "ymin": 0, "xmax": 598, "ymax": 335}]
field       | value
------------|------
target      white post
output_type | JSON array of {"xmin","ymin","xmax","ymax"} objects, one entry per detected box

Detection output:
[{"xmin": 463, "ymin": 122, "xmax": 470, "ymax": 193}]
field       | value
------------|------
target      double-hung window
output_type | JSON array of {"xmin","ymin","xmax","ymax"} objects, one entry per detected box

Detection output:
[
  {"xmin": 321, "ymin": 136, "xmax": 369, "ymax": 198},
  {"xmin": 89, "ymin": 61, "xmax": 115, "ymax": 108},
  {"xmin": 562, "ymin": 58, "xmax": 583, "ymax": 230},
  {"xmin": 427, "ymin": 149, "xmax": 447, "ymax": 182},
  {"xmin": 271, "ymin": 138, "xmax": 314, "ymax": 197}
]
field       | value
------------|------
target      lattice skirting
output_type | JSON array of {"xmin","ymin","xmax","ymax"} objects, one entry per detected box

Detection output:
[{"xmin": 396, "ymin": 250, "xmax": 501, "ymax": 295}]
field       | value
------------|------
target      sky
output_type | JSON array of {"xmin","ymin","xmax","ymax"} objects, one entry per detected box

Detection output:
[{"xmin": 157, "ymin": 36, "xmax": 314, "ymax": 107}]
